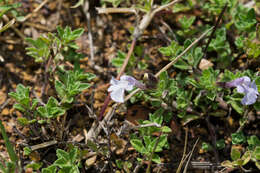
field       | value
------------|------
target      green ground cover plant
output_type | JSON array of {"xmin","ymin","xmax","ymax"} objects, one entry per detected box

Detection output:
[{"xmin": 0, "ymin": 0, "xmax": 259, "ymax": 172}]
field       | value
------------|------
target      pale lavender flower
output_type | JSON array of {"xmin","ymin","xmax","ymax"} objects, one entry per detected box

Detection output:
[
  {"xmin": 108, "ymin": 75, "xmax": 145, "ymax": 103},
  {"xmin": 226, "ymin": 76, "xmax": 259, "ymax": 105}
]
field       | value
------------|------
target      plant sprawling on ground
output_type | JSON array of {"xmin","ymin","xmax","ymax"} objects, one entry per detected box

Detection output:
[{"xmin": 0, "ymin": 0, "xmax": 259, "ymax": 172}]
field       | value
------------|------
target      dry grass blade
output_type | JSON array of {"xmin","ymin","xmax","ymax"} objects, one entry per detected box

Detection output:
[
  {"xmin": 0, "ymin": 18, "xmax": 15, "ymax": 33},
  {"xmin": 183, "ymin": 138, "xmax": 199, "ymax": 173},
  {"xmin": 176, "ymin": 127, "xmax": 188, "ymax": 173},
  {"xmin": 96, "ymin": 7, "xmax": 137, "ymax": 14},
  {"xmin": 23, "ymin": 0, "xmax": 49, "ymax": 22},
  {"xmin": 155, "ymin": 27, "xmax": 213, "ymax": 77},
  {"xmin": 30, "ymin": 140, "xmax": 58, "ymax": 151}
]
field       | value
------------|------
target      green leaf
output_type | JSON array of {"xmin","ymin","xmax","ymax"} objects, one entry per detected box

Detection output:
[
  {"xmin": 172, "ymin": 3, "xmax": 191, "ymax": 13},
  {"xmin": 78, "ymin": 83, "xmax": 90, "ymax": 91},
  {"xmin": 152, "ymin": 154, "xmax": 161, "ymax": 164},
  {"xmin": 83, "ymin": 73, "xmax": 96, "ymax": 81},
  {"xmin": 231, "ymin": 147, "xmax": 241, "ymax": 161},
  {"xmin": 235, "ymin": 36, "xmax": 244, "ymax": 49},
  {"xmin": 245, "ymin": 40, "xmax": 260, "ymax": 58},
  {"xmin": 53, "ymin": 147, "xmax": 79, "ymax": 173},
  {"xmin": 46, "ymin": 97, "xmax": 59, "ymax": 108},
  {"xmin": 159, "ymin": 41, "xmax": 183, "ymax": 57},
  {"xmin": 229, "ymin": 99, "xmax": 244, "ymax": 115},
  {"xmin": 55, "ymin": 149, "xmax": 70, "ymax": 166},
  {"xmin": 201, "ymin": 142, "xmax": 212, "ymax": 152},
  {"xmin": 25, "ymin": 162, "xmax": 42, "ymax": 170},
  {"xmin": 31, "ymin": 99, "xmax": 38, "ymax": 110},
  {"xmin": 0, "ymin": 120, "xmax": 18, "ymax": 162},
  {"xmin": 37, "ymin": 106, "xmax": 48, "ymax": 118},
  {"xmin": 248, "ymin": 135, "xmax": 260, "ymax": 149},
  {"xmin": 148, "ymin": 138, "xmax": 159, "ymax": 153},
  {"xmin": 163, "ymin": 111, "xmax": 172, "ymax": 123},
  {"xmin": 149, "ymin": 108, "xmax": 164, "ymax": 125},
  {"xmin": 253, "ymin": 146, "xmax": 260, "ymax": 160},
  {"xmin": 42, "ymin": 165, "xmax": 57, "ymax": 173},
  {"xmin": 255, "ymin": 161, "xmax": 260, "ymax": 170},
  {"xmin": 55, "ymin": 80, "xmax": 66, "ymax": 98},
  {"xmin": 241, "ymin": 151, "xmax": 251, "ymax": 165},
  {"xmin": 143, "ymin": 136, "xmax": 152, "ymax": 149},
  {"xmin": 130, "ymin": 139, "xmax": 146, "ymax": 154},
  {"xmin": 55, "ymin": 69, "xmax": 93, "ymax": 104},
  {"xmin": 234, "ymin": 6, "xmax": 257, "ymax": 31},
  {"xmin": 216, "ymin": 139, "xmax": 225, "ymax": 150},
  {"xmin": 71, "ymin": 0, "xmax": 84, "ymax": 8},
  {"xmin": 70, "ymin": 28, "xmax": 84, "ymax": 41},
  {"xmin": 13, "ymin": 103, "xmax": 26, "ymax": 112},
  {"xmin": 233, "ymin": 159, "xmax": 243, "ymax": 166},
  {"xmin": 17, "ymin": 117, "xmax": 29, "ymax": 126},
  {"xmin": 37, "ymin": 97, "xmax": 65, "ymax": 118},
  {"xmin": 161, "ymin": 126, "xmax": 171, "ymax": 133},
  {"xmin": 0, "ymin": 3, "xmax": 21, "ymax": 18},
  {"xmin": 69, "ymin": 148, "xmax": 78, "ymax": 162},
  {"xmin": 57, "ymin": 26, "xmax": 64, "ymax": 39},
  {"xmin": 173, "ymin": 59, "xmax": 191, "ymax": 70},
  {"xmin": 178, "ymin": 16, "xmax": 196, "ymax": 29},
  {"xmin": 231, "ymin": 132, "xmax": 246, "ymax": 145},
  {"xmin": 111, "ymin": 50, "xmax": 136, "ymax": 71},
  {"xmin": 9, "ymin": 84, "xmax": 30, "ymax": 108},
  {"xmin": 181, "ymin": 114, "xmax": 200, "ymax": 126},
  {"xmin": 221, "ymin": 160, "xmax": 234, "ymax": 168},
  {"xmin": 115, "ymin": 160, "xmax": 123, "ymax": 169},
  {"xmin": 23, "ymin": 147, "xmax": 32, "ymax": 156},
  {"xmin": 25, "ymin": 36, "xmax": 51, "ymax": 62},
  {"xmin": 157, "ymin": 135, "xmax": 168, "ymax": 151}
]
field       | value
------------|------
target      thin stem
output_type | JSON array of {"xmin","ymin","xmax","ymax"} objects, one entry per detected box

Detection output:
[
  {"xmin": 153, "ymin": 0, "xmax": 180, "ymax": 14},
  {"xmin": 146, "ymin": 131, "xmax": 162, "ymax": 173},
  {"xmin": 96, "ymin": 7, "xmax": 137, "ymax": 14},
  {"xmin": 155, "ymin": 27, "xmax": 213, "ymax": 77},
  {"xmin": 98, "ymin": 39, "xmax": 136, "ymax": 120},
  {"xmin": 23, "ymin": 0, "xmax": 49, "ymax": 22},
  {"xmin": 176, "ymin": 127, "xmax": 188, "ymax": 173},
  {"xmin": 236, "ymin": 107, "xmax": 248, "ymax": 132},
  {"xmin": 59, "ymin": 112, "xmax": 67, "ymax": 140},
  {"xmin": 98, "ymin": 94, "xmax": 111, "ymax": 120},
  {"xmin": 117, "ymin": 38, "xmax": 137, "ymax": 79},
  {"xmin": 183, "ymin": 138, "xmax": 199, "ymax": 173},
  {"xmin": 202, "ymin": 3, "xmax": 228, "ymax": 59},
  {"xmin": 83, "ymin": 0, "xmax": 95, "ymax": 61}
]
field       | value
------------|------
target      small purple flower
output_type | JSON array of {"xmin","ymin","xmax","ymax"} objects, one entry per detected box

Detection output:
[
  {"xmin": 108, "ymin": 75, "xmax": 145, "ymax": 103},
  {"xmin": 226, "ymin": 76, "xmax": 259, "ymax": 105}
]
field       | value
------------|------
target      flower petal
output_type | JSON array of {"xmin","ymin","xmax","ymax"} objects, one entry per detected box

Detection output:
[
  {"xmin": 120, "ymin": 75, "xmax": 136, "ymax": 85},
  {"xmin": 121, "ymin": 75, "xmax": 146, "ymax": 90},
  {"xmin": 241, "ymin": 88, "xmax": 258, "ymax": 105},
  {"xmin": 241, "ymin": 76, "xmax": 251, "ymax": 86},
  {"xmin": 110, "ymin": 77, "xmax": 119, "ymax": 85},
  {"xmin": 108, "ymin": 84, "xmax": 119, "ymax": 92},
  {"xmin": 251, "ymin": 80, "xmax": 259, "ymax": 95},
  {"xmin": 236, "ymin": 85, "xmax": 246, "ymax": 93},
  {"xmin": 226, "ymin": 77, "xmax": 244, "ymax": 88},
  {"xmin": 110, "ymin": 88, "xmax": 125, "ymax": 103}
]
